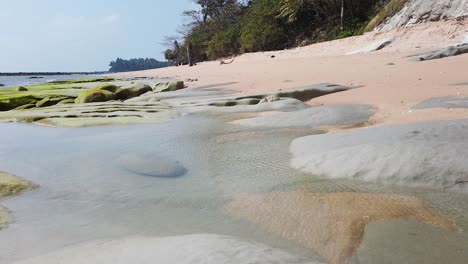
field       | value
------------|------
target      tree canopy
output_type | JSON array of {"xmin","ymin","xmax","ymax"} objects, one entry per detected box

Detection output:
[
  {"xmin": 164, "ymin": 0, "xmax": 397, "ymax": 64},
  {"xmin": 108, "ymin": 58, "xmax": 173, "ymax": 73}
]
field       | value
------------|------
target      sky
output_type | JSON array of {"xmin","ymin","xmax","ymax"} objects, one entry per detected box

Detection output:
[{"xmin": 0, "ymin": 0, "xmax": 197, "ymax": 72}]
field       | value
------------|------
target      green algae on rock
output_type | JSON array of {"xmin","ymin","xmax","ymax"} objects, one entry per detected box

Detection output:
[
  {"xmin": 0, "ymin": 172, "xmax": 38, "ymax": 230},
  {"xmin": 36, "ymin": 96, "xmax": 72, "ymax": 108},
  {"xmin": 0, "ymin": 207, "xmax": 8, "ymax": 230},
  {"xmin": 154, "ymin": 81, "xmax": 185, "ymax": 93},
  {"xmin": 75, "ymin": 89, "xmax": 116, "ymax": 104},
  {"xmin": 0, "ymin": 172, "xmax": 38, "ymax": 198},
  {"xmin": 0, "ymin": 94, "xmax": 40, "ymax": 111},
  {"xmin": 16, "ymin": 86, "xmax": 28, "ymax": 92}
]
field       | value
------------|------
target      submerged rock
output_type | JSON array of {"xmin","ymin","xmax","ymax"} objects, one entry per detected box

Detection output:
[
  {"xmin": 0, "ymin": 207, "xmax": 8, "ymax": 230},
  {"xmin": 11, "ymin": 234, "xmax": 320, "ymax": 264},
  {"xmin": 0, "ymin": 171, "xmax": 38, "ymax": 197},
  {"xmin": 118, "ymin": 154, "xmax": 187, "ymax": 178}
]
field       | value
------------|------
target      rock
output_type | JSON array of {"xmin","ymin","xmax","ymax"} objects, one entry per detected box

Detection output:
[
  {"xmin": 347, "ymin": 38, "xmax": 394, "ymax": 55},
  {"xmin": 36, "ymin": 96, "xmax": 70, "ymax": 108},
  {"xmin": 259, "ymin": 94, "xmax": 280, "ymax": 104},
  {"xmin": 0, "ymin": 206, "xmax": 8, "ymax": 229},
  {"xmin": 413, "ymin": 96, "xmax": 468, "ymax": 109},
  {"xmin": 117, "ymin": 83, "xmax": 152, "ymax": 100},
  {"xmin": 411, "ymin": 43, "xmax": 468, "ymax": 61},
  {"xmin": 13, "ymin": 103, "xmax": 36, "ymax": 110},
  {"xmin": 233, "ymin": 104, "xmax": 374, "ymax": 128},
  {"xmin": 117, "ymin": 154, "xmax": 187, "ymax": 178},
  {"xmin": 377, "ymin": 0, "xmax": 468, "ymax": 31},
  {"xmin": 154, "ymin": 81, "xmax": 185, "ymax": 93},
  {"xmin": 75, "ymin": 90, "xmax": 116, "ymax": 104},
  {"xmin": 290, "ymin": 119, "xmax": 468, "ymax": 193},
  {"xmin": 17, "ymin": 86, "xmax": 28, "ymax": 91},
  {"xmin": 56, "ymin": 98, "xmax": 76, "ymax": 105},
  {"xmin": 0, "ymin": 172, "xmax": 38, "ymax": 198},
  {"xmin": 0, "ymin": 95, "xmax": 39, "ymax": 111},
  {"xmin": 90, "ymin": 84, "xmax": 121, "ymax": 93},
  {"xmin": 11, "ymin": 234, "xmax": 321, "ymax": 264}
]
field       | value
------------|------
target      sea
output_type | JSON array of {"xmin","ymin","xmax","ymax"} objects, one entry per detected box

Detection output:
[{"xmin": 0, "ymin": 74, "xmax": 101, "ymax": 88}]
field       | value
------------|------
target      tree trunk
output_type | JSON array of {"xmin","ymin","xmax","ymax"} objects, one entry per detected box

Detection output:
[{"xmin": 187, "ymin": 42, "xmax": 195, "ymax": 67}]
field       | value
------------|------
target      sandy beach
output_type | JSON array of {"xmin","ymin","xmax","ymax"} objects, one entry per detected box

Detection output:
[{"xmin": 114, "ymin": 18, "xmax": 468, "ymax": 126}]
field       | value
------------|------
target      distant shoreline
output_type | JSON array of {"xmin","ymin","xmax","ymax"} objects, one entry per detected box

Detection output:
[{"xmin": 0, "ymin": 72, "xmax": 108, "ymax": 76}]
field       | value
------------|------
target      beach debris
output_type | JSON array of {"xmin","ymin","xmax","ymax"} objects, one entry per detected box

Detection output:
[{"xmin": 219, "ymin": 58, "xmax": 234, "ymax": 65}]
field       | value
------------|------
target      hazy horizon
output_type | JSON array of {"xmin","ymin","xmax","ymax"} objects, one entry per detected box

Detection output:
[{"xmin": 0, "ymin": 0, "xmax": 196, "ymax": 72}]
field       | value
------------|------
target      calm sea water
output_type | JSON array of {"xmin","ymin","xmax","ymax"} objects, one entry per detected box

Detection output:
[
  {"xmin": 1, "ymin": 116, "xmax": 468, "ymax": 263},
  {"xmin": 0, "ymin": 74, "xmax": 101, "ymax": 88}
]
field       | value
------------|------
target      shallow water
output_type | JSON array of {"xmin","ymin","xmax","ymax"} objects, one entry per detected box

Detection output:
[{"xmin": 0, "ymin": 116, "xmax": 468, "ymax": 263}]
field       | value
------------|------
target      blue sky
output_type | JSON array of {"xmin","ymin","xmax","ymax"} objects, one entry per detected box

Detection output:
[{"xmin": 0, "ymin": 0, "xmax": 197, "ymax": 72}]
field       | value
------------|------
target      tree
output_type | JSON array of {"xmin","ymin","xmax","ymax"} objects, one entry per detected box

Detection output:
[{"xmin": 108, "ymin": 58, "xmax": 173, "ymax": 73}]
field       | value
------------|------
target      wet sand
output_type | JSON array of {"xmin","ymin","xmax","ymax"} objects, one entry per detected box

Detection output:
[{"xmin": 225, "ymin": 191, "xmax": 458, "ymax": 264}]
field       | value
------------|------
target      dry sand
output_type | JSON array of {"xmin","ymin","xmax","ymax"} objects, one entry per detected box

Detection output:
[
  {"xmin": 225, "ymin": 192, "xmax": 458, "ymax": 264},
  {"xmin": 114, "ymin": 18, "xmax": 468, "ymax": 126}
]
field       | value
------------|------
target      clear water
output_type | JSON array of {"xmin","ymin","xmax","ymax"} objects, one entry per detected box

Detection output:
[
  {"xmin": 0, "ymin": 74, "xmax": 100, "ymax": 88},
  {"xmin": 0, "ymin": 116, "xmax": 467, "ymax": 263}
]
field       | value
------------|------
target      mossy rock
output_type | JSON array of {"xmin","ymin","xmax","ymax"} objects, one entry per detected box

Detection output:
[
  {"xmin": 75, "ymin": 89, "xmax": 116, "ymax": 104},
  {"xmin": 0, "ymin": 95, "xmax": 39, "ymax": 111},
  {"xmin": 47, "ymin": 77, "xmax": 115, "ymax": 85},
  {"xmin": 90, "ymin": 84, "xmax": 121, "ymax": 93},
  {"xmin": 154, "ymin": 81, "xmax": 185, "ymax": 93},
  {"xmin": 0, "ymin": 172, "xmax": 38, "ymax": 197},
  {"xmin": 14, "ymin": 103, "xmax": 36, "ymax": 110},
  {"xmin": 17, "ymin": 86, "xmax": 28, "ymax": 91},
  {"xmin": 36, "ymin": 96, "xmax": 71, "ymax": 108},
  {"xmin": 56, "ymin": 98, "xmax": 76, "ymax": 105},
  {"xmin": 117, "ymin": 83, "xmax": 152, "ymax": 100}
]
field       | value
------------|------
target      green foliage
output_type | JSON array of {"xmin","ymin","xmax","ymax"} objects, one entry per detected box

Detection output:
[
  {"xmin": 164, "ymin": 49, "xmax": 177, "ymax": 61},
  {"xmin": 108, "ymin": 58, "xmax": 172, "ymax": 73},
  {"xmin": 164, "ymin": 0, "xmax": 406, "ymax": 61},
  {"xmin": 240, "ymin": 0, "xmax": 286, "ymax": 52},
  {"xmin": 207, "ymin": 27, "xmax": 240, "ymax": 59}
]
